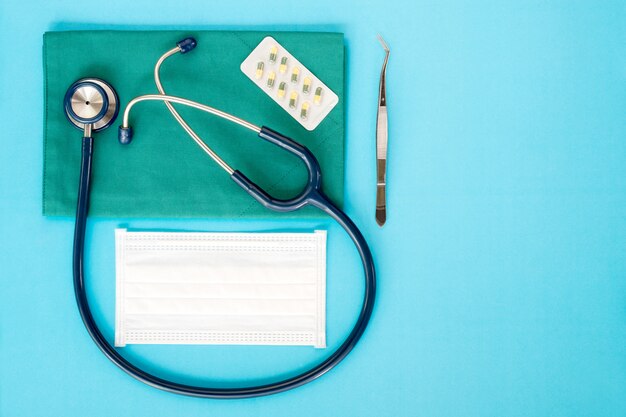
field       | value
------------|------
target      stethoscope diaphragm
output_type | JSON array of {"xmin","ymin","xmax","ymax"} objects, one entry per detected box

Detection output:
[{"xmin": 64, "ymin": 78, "xmax": 119, "ymax": 133}]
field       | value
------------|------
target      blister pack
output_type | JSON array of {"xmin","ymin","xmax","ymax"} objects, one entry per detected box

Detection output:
[{"xmin": 241, "ymin": 36, "xmax": 339, "ymax": 131}]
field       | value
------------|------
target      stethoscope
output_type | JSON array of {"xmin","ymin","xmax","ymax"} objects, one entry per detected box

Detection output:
[{"xmin": 65, "ymin": 37, "xmax": 375, "ymax": 399}]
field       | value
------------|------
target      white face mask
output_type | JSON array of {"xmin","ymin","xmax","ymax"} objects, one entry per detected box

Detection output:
[{"xmin": 115, "ymin": 229, "xmax": 326, "ymax": 348}]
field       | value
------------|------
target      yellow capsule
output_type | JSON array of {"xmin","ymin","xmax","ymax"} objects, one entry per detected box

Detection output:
[
  {"xmin": 300, "ymin": 102, "xmax": 310, "ymax": 120},
  {"xmin": 302, "ymin": 77, "xmax": 312, "ymax": 94},
  {"xmin": 267, "ymin": 71, "xmax": 276, "ymax": 88},
  {"xmin": 313, "ymin": 87, "xmax": 323, "ymax": 105},
  {"xmin": 279, "ymin": 57, "xmax": 288, "ymax": 73},
  {"xmin": 269, "ymin": 46, "xmax": 278, "ymax": 63},
  {"xmin": 277, "ymin": 82, "xmax": 287, "ymax": 99},
  {"xmin": 255, "ymin": 62, "xmax": 264, "ymax": 79},
  {"xmin": 289, "ymin": 91, "xmax": 298, "ymax": 109},
  {"xmin": 291, "ymin": 67, "xmax": 300, "ymax": 83}
]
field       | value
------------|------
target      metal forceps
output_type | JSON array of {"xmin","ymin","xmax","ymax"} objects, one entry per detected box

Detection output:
[
  {"xmin": 376, "ymin": 34, "xmax": 389, "ymax": 226},
  {"xmin": 84, "ymin": 37, "xmax": 380, "ymax": 398}
]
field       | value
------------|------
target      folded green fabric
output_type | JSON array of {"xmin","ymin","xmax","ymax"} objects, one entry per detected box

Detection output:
[{"xmin": 43, "ymin": 30, "xmax": 344, "ymax": 218}]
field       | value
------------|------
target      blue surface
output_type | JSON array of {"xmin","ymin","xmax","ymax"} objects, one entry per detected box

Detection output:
[{"xmin": 1, "ymin": 0, "xmax": 625, "ymax": 415}]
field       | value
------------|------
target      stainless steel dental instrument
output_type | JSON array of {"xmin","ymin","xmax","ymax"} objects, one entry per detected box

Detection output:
[{"xmin": 376, "ymin": 34, "xmax": 389, "ymax": 227}]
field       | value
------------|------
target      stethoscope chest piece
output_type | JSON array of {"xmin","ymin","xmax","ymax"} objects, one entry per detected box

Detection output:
[{"xmin": 64, "ymin": 78, "xmax": 119, "ymax": 132}]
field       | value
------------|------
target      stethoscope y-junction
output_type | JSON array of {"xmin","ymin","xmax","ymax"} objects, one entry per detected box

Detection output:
[{"xmin": 65, "ymin": 37, "xmax": 376, "ymax": 398}]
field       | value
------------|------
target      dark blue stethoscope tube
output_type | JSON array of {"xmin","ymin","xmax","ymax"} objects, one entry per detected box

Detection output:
[{"xmin": 72, "ymin": 103, "xmax": 376, "ymax": 398}]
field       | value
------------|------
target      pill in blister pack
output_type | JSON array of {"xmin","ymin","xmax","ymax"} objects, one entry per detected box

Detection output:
[
  {"xmin": 267, "ymin": 71, "xmax": 276, "ymax": 88},
  {"xmin": 314, "ymin": 87, "xmax": 323, "ymax": 105},
  {"xmin": 291, "ymin": 67, "xmax": 300, "ymax": 83},
  {"xmin": 301, "ymin": 102, "xmax": 310, "ymax": 119},
  {"xmin": 241, "ymin": 36, "xmax": 339, "ymax": 131},
  {"xmin": 279, "ymin": 57, "xmax": 288, "ymax": 74},
  {"xmin": 269, "ymin": 46, "xmax": 278, "ymax": 63},
  {"xmin": 289, "ymin": 91, "xmax": 298, "ymax": 109},
  {"xmin": 278, "ymin": 82, "xmax": 287, "ymax": 98},
  {"xmin": 303, "ymin": 77, "xmax": 312, "ymax": 94},
  {"xmin": 255, "ymin": 62, "xmax": 264, "ymax": 79}
]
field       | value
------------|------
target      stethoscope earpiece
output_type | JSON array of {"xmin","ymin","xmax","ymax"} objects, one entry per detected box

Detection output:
[
  {"xmin": 118, "ymin": 126, "xmax": 133, "ymax": 145},
  {"xmin": 64, "ymin": 78, "xmax": 119, "ymax": 134}
]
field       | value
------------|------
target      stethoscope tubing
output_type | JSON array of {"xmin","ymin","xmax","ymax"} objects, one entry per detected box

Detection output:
[
  {"xmin": 69, "ymin": 38, "xmax": 376, "ymax": 398},
  {"xmin": 73, "ymin": 135, "xmax": 376, "ymax": 397}
]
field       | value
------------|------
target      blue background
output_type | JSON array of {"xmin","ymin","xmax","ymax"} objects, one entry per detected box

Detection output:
[{"xmin": 1, "ymin": 0, "xmax": 625, "ymax": 416}]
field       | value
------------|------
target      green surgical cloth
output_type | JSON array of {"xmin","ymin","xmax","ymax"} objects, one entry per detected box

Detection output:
[{"xmin": 43, "ymin": 31, "xmax": 344, "ymax": 218}]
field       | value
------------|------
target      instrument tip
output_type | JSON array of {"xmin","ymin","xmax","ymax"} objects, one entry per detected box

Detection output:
[
  {"xmin": 376, "ymin": 208, "xmax": 386, "ymax": 226},
  {"xmin": 377, "ymin": 34, "xmax": 389, "ymax": 53}
]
